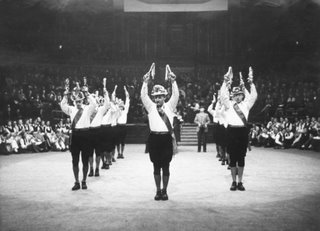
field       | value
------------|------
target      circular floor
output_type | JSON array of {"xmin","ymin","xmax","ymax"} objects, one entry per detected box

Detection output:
[{"xmin": 1, "ymin": 145, "xmax": 320, "ymax": 231}]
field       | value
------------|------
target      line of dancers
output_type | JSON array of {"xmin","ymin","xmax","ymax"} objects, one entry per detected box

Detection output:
[
  {"xmin": 60, "ymin": 64, "xmax": 257, "ymax": 198},
  {"xmin": 60, "ymin": 78, "xmax": 130, "ymax": 190}
]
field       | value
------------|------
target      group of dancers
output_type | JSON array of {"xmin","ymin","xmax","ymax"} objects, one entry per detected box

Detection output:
[
  {"xmin": 60, "ymin": 78, "xmax": 130, "ymax": 190},
  {"xmin": 61, "ymin": 64, "xmax": 257, "ymax": 198}
]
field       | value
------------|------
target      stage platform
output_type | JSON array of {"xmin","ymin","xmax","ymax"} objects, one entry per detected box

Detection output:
[{"xmin": 0, "ymin": 145, "xmax": 320, "ymax": 231}]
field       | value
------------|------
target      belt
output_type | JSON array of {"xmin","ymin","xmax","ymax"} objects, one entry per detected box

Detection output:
[
  {"xmin": 150, "ymin": 131, "xmax": 170, "ymax": 135},
  {"xmin": 72, "ymin": 128, "xmax": 90, "ymax": 132},
  {"xmin": 228, "ymin": 125, "xmax": 246, "ymax": 128}
]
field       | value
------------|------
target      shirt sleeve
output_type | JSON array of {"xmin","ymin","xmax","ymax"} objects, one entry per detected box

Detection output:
[
  {"xmin": 124, "ymin": 95, "xmax": 130, "ymax": 113},
  {"xmin": 220, "ymin": 81, "xmax": 231, "ymax": 109},
  {"xmin": 245, "ymin": 83, "xmax": 258, "ymax": 110},
  {"xmin": 140, "ymin": 82, "xmax": 153, "ymax": 113},
  {"xmin": 60, "ymin": 96, "xmax": 72, "ymax": 116},
  {"xmin": 167, "ymin": 81, "xmax": 179, "ymax": 112},
  {"xmin": 87, "ymin": 94, "xmax": 98, "ymax": 114},
  {"xmin": 207, "ymin": 103, "xmax": 215, "ymax": 116}
]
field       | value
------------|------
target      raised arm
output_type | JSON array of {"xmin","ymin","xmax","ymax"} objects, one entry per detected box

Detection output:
[
  {"xmin": 83, "ymin": 86, "xmax": 97, "ymax": 114},
  {"xmin": 207, "ymin": 94, "xmax": 216, "ymax": 116},
  {"xmin": 140, "ymin": 73, "xmax": 153, "ymax": 112},
  {"xmin": 220, "ymin": 67, "xmax": 233, "ymax": 109},
  {"xmin": 124, "ymin": 86, "xmax": 130, "ymax": 112},
  {"xmin": 60, "ymin": 91, "xmax": 73, "ymax": 116},
  {"xmin": 244, "ymin": 67, "xmax": 258, "ymax": 109},
  {"xmin": 167, "ymin": 72, "xmax": 179, "ymax": 111}
]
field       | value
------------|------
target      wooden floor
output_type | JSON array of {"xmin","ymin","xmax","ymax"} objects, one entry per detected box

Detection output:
[{"xmin": 0, "ymin": 145, "xmax": 320, "ymax": 231}]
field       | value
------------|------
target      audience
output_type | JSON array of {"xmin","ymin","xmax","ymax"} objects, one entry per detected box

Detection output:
[{"xmin": 0, "ymin": 64, "xmax": 319, "ymax": 154}]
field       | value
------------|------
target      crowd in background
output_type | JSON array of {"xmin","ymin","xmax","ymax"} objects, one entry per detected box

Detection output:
[
  {"xmin": 0, "ymin": 64, "xmax": 319, "ymax": 154},
  {"xmin": 0, "ymin": 117, "xmax": 71, "ymax": 154},
  {"xmin": 249, "ymin": 116, "xmax": 320, "ymax": 151}
]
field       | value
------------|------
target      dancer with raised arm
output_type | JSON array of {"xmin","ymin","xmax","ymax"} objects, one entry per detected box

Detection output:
[
  {"xmin": 60, "ymin": 79, "xmax": 97, "ymax": 190},
  {"xmin": 220, "ymin": 67, "xmax": 257, "ymax": 191},
  {"xmin": 116, "ymin": 86, "xmax": 130, "ymax": 159},
  {"xmin": 88, "ymin": 79, "xmax": 110, "ymax": 177},
  {"xmin": 140, "ymin": 64, "xmax": 179, "ymax": 201}
]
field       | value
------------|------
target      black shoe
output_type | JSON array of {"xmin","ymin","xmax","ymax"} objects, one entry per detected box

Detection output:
[
  {"xmin": 72, "ymin": 182, "xmax": 80, "ymax": 191},
  {"xmin": 112, "ymin": 157, "xmax": 116, "ymax": 162},
  {"xmin": 221, "ymin": 161, "xmax": 225, "ymax": 165},
  {"xmin": 88, "ymin": 168, "xmax": 94, "ymax": 177},
  {"xmin": 237, "ymin": 182, "xmax": 245, "ymax": 191},
  {"xmin": 218, "ymin": 158, "xmax": 222, "ymax": 161},
  {"xmin": 95, "ymin": 168, "xmax": 99, "ymax": 177},
  {"xmin": 216, "ymin": 154, "xmax": 220, "ymax": 158},
  {"xmin": 117, "ymin": 155, "xmax": 121, "ymax": 159},
  {"xmin": 230, "ymin": 181, "xmax": 237, "ymax": 191},
  {"xmin": 81, "ymin": 181, "xmax": 87, "ymax": 190},
  {"xmin": 227, "ymin": 165, "xmax": 231, "ymax": 170},
  {"xmin": 101, "ymin": 163, "xmax": 106, "ymax": 169},
  {"xmin": 161, "ymin": 189, "xmax": 168, "ymax": 201},
  {"xmin": 105, "ymin": 164, "xmax": 110, "ymax": 169},
  {"xmin": 154, "ymin": 190, "xmax": 162, "ymax": 201},
  {"xmin": 120, "ymin": 154, "xmax": 124, "ymax": 159}
]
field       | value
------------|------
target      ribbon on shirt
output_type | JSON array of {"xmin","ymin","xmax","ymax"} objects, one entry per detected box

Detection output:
[
  {"xmin": 71, "ymin": 108, "xmax": 84, "ymax": 129},
  {"xmin": 233, "ymin": 103, "xmax": 247, "ymax": 126},
  {"xmin": 157, "ymin": 107, "xmax": 178, "ymax": 155}
]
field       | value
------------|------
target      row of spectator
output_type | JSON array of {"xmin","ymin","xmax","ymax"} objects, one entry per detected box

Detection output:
[
  {"xmin": 1, "ymin": 64, "xmax": 319, "ymax": 123},
  {"xmin": 249, "ymin": 116, "xmax": 320, "ymax": 151},
  {"xmin": 0, "ymin": 117, "xmax": 71, "ymax": 154}
]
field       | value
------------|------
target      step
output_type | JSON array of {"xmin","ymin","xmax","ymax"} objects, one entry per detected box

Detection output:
[
  {"xmin": 181, "ymin": 133, "xmax": 198, "ymax": 137},
  {"xmin": 178, "ymin": 142, "xmax": 197, "ymax": 146},
  {"xmin": 180, "ymin": 138, "xmax": 198, "ymax": 142}
]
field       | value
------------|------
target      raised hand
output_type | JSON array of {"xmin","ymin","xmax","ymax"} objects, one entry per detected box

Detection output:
[
  {"xmin": 124, "ymin": 86, "xmax": 129, "ymax": 97},
  {"xmin": 103, "ymin": 78, "xmax": 107, "ymax": 90},
  {"xmin": 112, "ymin": 85, "xmax": 117, "ymax": 95},
  {"xmin": 224, "ymin": 66, "xmax": 233, "ymax": 82},
  {"xmin": 64, "ymin": 78, "xmax": 70, "ymax": 95},
  {"xmin": 239, "ymin": 72, "xmax": 244, "ymax": 87},
  {"xmin": 143, "ymin": 72, "xmax": 150, "ymax": 83},
  {"xmin": 212, "ymin": 94, "xmax": 216, "ymax": 104},
  {"xmin": 248, "ymin": 66, "xmax": 253, "ymax": 84},
  {"xmin": 149, "ymin": 62, "xmax": 155, "ymax": 79},
  {"xmin": 168, "ymin": 71, "xmax": 176, "ymax": 82}
]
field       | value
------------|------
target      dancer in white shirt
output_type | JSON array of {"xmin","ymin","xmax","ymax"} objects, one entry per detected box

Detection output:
[
  {"xmin": 60, "ymin": 81, "xmax": 97, "ymax": 191},
  {"xmin": 140, "ymin": 65, "xmax": 179, "ymax": 201},
  {"xmin": 220, "ymin": 67, "xmax": 257, "ymax": 191}
]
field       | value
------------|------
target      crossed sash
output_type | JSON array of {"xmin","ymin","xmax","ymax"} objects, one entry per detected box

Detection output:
[
  {"xmin": 157, "ymin": 107, "xmax": 178, "ymax": 154},
  {"xmin": 233, "ymin": 103, "xmax": 247, "ymax": 126}
]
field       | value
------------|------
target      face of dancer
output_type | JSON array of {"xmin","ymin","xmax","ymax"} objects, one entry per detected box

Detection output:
[
  {"xmin": 233, "ymin": 93, "xmax": 244, "ymax": 104},
  {"xmin": 153, "ymin": 95, "xmax": 166, "ymax": 107},
  {"xmin": 75, "ymin": 100, "xmax": 83, "ymax": 109}
]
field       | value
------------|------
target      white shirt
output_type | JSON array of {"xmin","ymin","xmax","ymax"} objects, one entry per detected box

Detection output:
[
  {"xmin": 221, "ymin": 82, "xmax": 257, "ymax": 126},
  {"xmin": 141, "ymin": 81, "xmax": 179, "ymax": 132},
  {"xmin": 90, "ymin": 94, "xmax": 110, "ymax": 128},
  {"xmin": 60, "ymin": 94, "xmax": 97, "ymax": 129},
  {"xmin": 117, "ymin": 98, "xmax": 130, "ymax": 124},
  {"xmin": 101, "ymin": 102, "xmax": 120, "ymax": 127}
]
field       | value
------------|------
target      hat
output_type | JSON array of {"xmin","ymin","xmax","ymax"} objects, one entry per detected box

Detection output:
[
  {"xmin": 98, "ymin": 96, "xmax": 105, "ymax": 105},
  {"xmin": 118, "ymin": 100, "xmax": 125, "ymax": 108},
  {"xmin": 71, "ymin": 91, "xmax": 85, "ymax": 102},
  {"xmin": 151, "ymin": 85, "xmax": 168, "ymax": 96},
  {"xmin": 231, "ymin": 87, "xmax": 244, "ymax": 96}
]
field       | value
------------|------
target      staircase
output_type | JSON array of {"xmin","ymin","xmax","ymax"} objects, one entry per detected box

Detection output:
[{"xmin": 178, "ymin": 124, "xmax": 198, "ymax": 146}]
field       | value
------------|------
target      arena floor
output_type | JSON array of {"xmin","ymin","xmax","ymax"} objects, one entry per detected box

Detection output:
[{"xmin": 0, "ymin": 144, "xmax": 320, "ymax": 231}]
